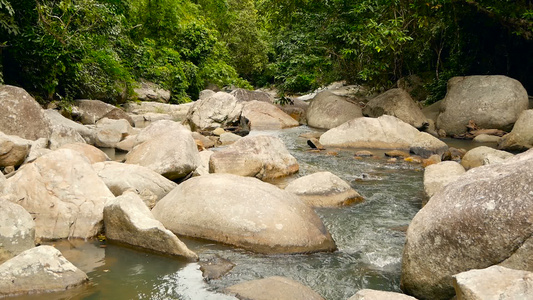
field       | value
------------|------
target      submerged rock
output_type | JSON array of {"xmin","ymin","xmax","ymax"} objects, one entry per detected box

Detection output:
[
  {"xmin": 152, "ymin": 174, "xmax": 336, "ymax": 254},
  {"xmin": 225, "ymin": 276, "xmax": 325, "ymax": 300},
  {"xmin": 0, "ymin": 199, "xmax": 35, "ymax": 264},
  {"xmin": 199, "ymin": 255, "xmax": 235, "ymax": 280}
]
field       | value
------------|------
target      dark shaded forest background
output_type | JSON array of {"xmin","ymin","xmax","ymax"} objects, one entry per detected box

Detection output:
[{"xmin": 0, "ymin": 0, "xmax": 532, "ymax": 105}]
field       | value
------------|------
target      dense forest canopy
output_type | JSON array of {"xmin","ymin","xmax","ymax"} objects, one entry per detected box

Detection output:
[{"xmin": 0, "ymin": 0, "xmax": 532, "ymax": 105}]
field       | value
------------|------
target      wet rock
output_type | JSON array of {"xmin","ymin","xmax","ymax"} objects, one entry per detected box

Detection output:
[
  {"xmin": 0, "ymin": 85, "xmax": 52, "ymax": 140},
  {"xmin": 385, "ymin": 150, "xmax": 411, "ymax": 158},
  {"xmin": 363, "ymin": 88, "xmax": 428, "ymax": 129},
  {"xmin": 0, "ymin": 199, "xmax": 35, "ymax": 264},
  {"xmin": 104, "ymin": 192, "xmax": 197, "ymax": 260},
  {"xmin": 423, "ymin": 161, "xmax": 465, "ymax": 198},
  {"xmin": 285, "ymin": 171, "xmax": 363, "ymax": 207},
  {"xmin": 401, "ymin": 148, "xmax": 533, "ymax": 300},
  {"xmin": 0, "ymin": 246, "xmax": 88, "ymax": 297},
  {"xmin": 348, "ymin": 289, "xmax": 418, "ymax": 300},
  {"xmin": 125, "ymin": 129, "xmax": 200, "ymax": 180},
  {"xmin": 210, "ymin": 135, "xmax": 299, "ymax": 180},
  {"xmin": 186, "ymin": 92, "xmax": 243, "ymax": 131},
  {"xmin": 436, "ymin": 76, "xmax": 528, "ymax": 136},
  {"xmin": 152, "ymin": 174, "xmax": 336, "ymax": 254},
  {"xmin": 453, "ymin": 266, "xmax": 533, "ymax": 300},
  {"xmin": 93, "ymin": 161, "xmax": 176, "ymax": 209},
  {"xmin": 306, "ymin": 91, "xmax": 363, "ymax": 129},
  {"xmin": 498, "ymin": 109, "xmax": 533, "ymax": 151},
  {"xmin": 225, "ymin": 276, "xmax": 325, "ymax": 300},
  {"xmin": 307, "ymin": 138, "xmax": 324, "ymax": 150},
  {"xmin": 242, "ymin": 100, "xmax": 299, "ymax": 130},
  {"xmin": 460, "ymin": 146, "xmax": 514, "ymax": 170},
  {"xmin": 3, "ymin": 149, "xmax": 114, "ymax": 239},
  {"xmin": 134, "ymin": 80, "xmax": 170, "ymax": 103},
  {"xmin": 355, "ymin": 150, "xmax": 374, "ymax": 157},
  {"xmin": 320, "ymin": 115, "xmax": 448, "ymax": 158},
  {"xmin": 0, "ymin": 132, "xmax": 31, "ymax": 167},
  {"xmin": 199, "ymin": 255, "xmax": 235, "ymax": 280},
  {"xmin": 60, "ymin": 143, "xmax": 110, "ymax": 164},
  {"xmin": 74, "ymin": 99, "xmax": 134, "ymax": 126},
  {"xmin": 94, "ymin": 118, "xmax": 137, "ymax": 148}
]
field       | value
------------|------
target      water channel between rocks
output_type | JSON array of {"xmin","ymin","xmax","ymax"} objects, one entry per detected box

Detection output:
[{"xmin": 12, "ymin": 126, "xmax": 487, "ymax": 300}]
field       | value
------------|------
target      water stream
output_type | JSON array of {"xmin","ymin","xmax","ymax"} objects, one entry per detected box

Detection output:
[{"xmin": 15, "ymin": 126, "xmax": 442, "ymax": 300}]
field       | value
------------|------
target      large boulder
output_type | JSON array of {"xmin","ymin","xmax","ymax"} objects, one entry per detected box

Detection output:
[
  {"xmin": 59, "ymin": 143, "xmax": 110, "ymax": 164},
  {"xmin": 306, "ymin": 91, "xmax": 363, "ymax": 129},
  {"xmin": 94, "ymin": 118, "xmax": 137, "ymax": 148},
  {"xmin": 242, "ymin": 100, "xmax": 299, "ymax": 130},
  {"xmin": 0, "ymin": 85, "xmax": 51, "ymax": 140},
  {"xmin": 134, "ymin": 119, "xmax": 190, "ymax": 146},
  {"xmin": 73, "ymin": 99, "xmax": 134, "ymax": 126},
  {"xmin": 453, "ymin": 265, "xmax": 533, "ymax": 300},
  {"xmin": 423, "ymin": 161, "xmax": 466, "ymax": 198},
  {"xmin": 3, "ymin": 149, "xmax": 114, "ymax": 239},
  {"xmin": 186, "ymin": 92, "xmax": 243, "ymax": 131},
  {"xmin": 152, "ymin": 174, "xmax": 336, "ymax": 254},
  {"xmin": 498, "ymin": 109, "xmax": 533, "ymax": 151},
  {"xmin": 230, "ymin": 88, "xmax": 273, "ymax": 103},
  {"xmin": 0, "ymin": 132, "xmax": 31, "ymax": 167},
  {"xmin": 0, "ymin": 198, "xmax": 35, "ymax": 264},
  {"xmin": 209, "ymin": 135, "xmax": 299, "ymax": 180},
  {"xmin": 348, "ymin": 289, "xmax": 418, "ymax": 300},
  {"xmin": 436, "ymin": 76, "xmax": 528, "ymax": 136},
  {"xmin": 225, "ymin": 276, "xmax": 325, "ymax": 300},
  {"xmin": 401, "ymin": 148, "xmax": 533, "ymax": 300},
  {"xmin": 0, "ymin": 246, "xmax": 88, "ymax": 297},
  {"xmin": 363, "ymin": 88, "xmax": 428, "ymax": 129},
  {"xmin": 276, "ymin": 98, "xmax": 309, "ymax": 124},
  {"xmin": 103, "ymin": 192, "xmax": 198, "ymax": 260},
  {"xmin": 43, "ymin": 109, "xmax": 95, "ymax": 146},
  {"xmin": 125, "ymin": 102, "xmax": 193, "ymax": 122},
  {"xmin": 460, "ymin": 146, "xmax": 514, "ymax": 170},
  {"xmin": 125, "ymin": 130, "xmax": 200, "ymax": 180},
  {"xmin": 93, "ymin": 161, "xmax": 176, "ymax": 209},
  {"xmin": 285, "ymin": 172, "xmax": 364, "ymax": 207},
  {"xmin": 320, "ymin": 115, "xmax": 448, "ymax": 158},
  {"xmin": 134, "ymin": 80, "xmax": 171, "ymax": 103}
]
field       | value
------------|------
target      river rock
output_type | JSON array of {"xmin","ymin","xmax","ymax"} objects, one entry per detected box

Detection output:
[
  {"xmin": 3, "ymin": 149, "xmax": 114, "ymax": 239},
  {"xmin": 225, "ymin": 276, "xmax": 325, "ymax": 300},
  {"xmin": 423, "ymin": 161, "xmax": 465, "ymax": 198},
  {"xmin": 0, "ymin": 246, "xmax": 88, "ymax": 297},
  {"xmin": 134, "ymin": 80, "xmax": 170, "ymax": 103},
  {"xmin": 306, "ymin": 91, "xmax": 363, "ymax": 129},
  {"xmin": 0, "ymin": 132, "xmax": 31, "ymax": 167},
  {"xmin": 191, "ymin": 132, "xmax": 215, "ymax": 149},
  {"xmin": 186, "ymin": 92, "xmax": 243, "ymax": 131},
  {"xmin": 460, "ymin": 146, "xmax": 514, "ymax": 170},
  {"xmin": 276, "ymin": 98, "xmax": 308, "ymax": 124},
  {"xmin": 60, "ymin": 143, "xmax": 110, "ymax": 164},
  {"xmin": 363, "ymin": 88, "xmax": 428, "ymax": 129},
  {"xmin": 134, "ymin": 120, "xmax": 190, "ymax": 146},
  {"xmin": 498, "ymin": 109, "xmax": 533, "ymax": 151},
  {"xmin": 231, "ymin": 88, "xmax": 273, "ymax": 103},
  {"xmin": 0, "ymin": 85, "xmax": 51, "ymax": 140},
  {"xmin": 104, "ymin": 192, "xmax": 197, "ymax": 260},
  {"xmin": 348, "ymin": 289, "xmax": 418, "ymax": 300},
  {"xmin": 219, "ymin": 132, "xmax": 241, "ymax": 145},
  {"xmin": 242, "ymin": 100, "xmax": 299, "ymax": 130},
  {"xmin": 125, "ymin": 102, "xmax": 193, "ymax": 122},
  {"xmin": 43, "ymin": 109, "xmax": 95, "ymax": 145},
  {"xmin": 209, "ymin": 135, "xmax": 299, "ymax": 180},
  {"xmin": 285, "ymin": 172, "xmax": 364, "ymax": 207},
  {"xmin": 199, "ymin": 255, "xmax": 235, "ymax": 280},
  {"xmin": 453, "ymin": 265, "xmax": 533, "ymax": 300},
  {"xmin": 125, "ymin": 129, "xmax": 200, "ymax": 180},
  {"xmin": 436, "ymin": 76, "xmax": 528, "ymax": 136},
  {"xmin": 401, "ymin": 148, "xmax": 533, "ymax": 300},
  {"xmin": 152, "ymin": 174, "xmax": 336, "ymax": 254},
  {"xmin": 320, "ymin": 115, "xmax": 448, "ymax": 158},
  {"xmin": 74, "ymin": 99, "xmax": 133, "ymax": 126},
  {"xmin": 0, "ymin": 199, "xmax": 35, "ymax": 264},
  {"xmin": 473, "ymin": 133, "xmax": 501, "ymax": 143},
  {"xmin": 94, "ymin": 118, "xmax": 136, "ymax": 148},
  {"xmin": 93, "ymin": 161, "xmax": 176, "ymax": 209}
]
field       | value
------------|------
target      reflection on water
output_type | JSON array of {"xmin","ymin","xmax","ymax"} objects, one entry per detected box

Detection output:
[{"xmin": 12, "ymin": 126, "xmax": 426, "ymax": 300}]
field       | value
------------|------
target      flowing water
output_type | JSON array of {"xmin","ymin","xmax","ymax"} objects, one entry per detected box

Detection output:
[{"xmin": 14, "ymin": 126, "xmax": 431, "ymax": 300}]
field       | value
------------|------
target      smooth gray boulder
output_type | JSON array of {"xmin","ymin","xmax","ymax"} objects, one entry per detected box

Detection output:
[
  {"xmin": 242, "ymin": 100, "xmax": 299, "ymax": 130},
  {"xmin": 498, "ymin": 109, "xmax": 533, "ymax": 151},
  {"xmin": 436, "ymin": 76, "xmax": 528, "ymax": 136},
  {"xmin": 363, "ymin": 88, "xmax": 428, "ymax": 129},
  {"xmin": 473, "ymin": 133, "xmax": 501, "ymax": 143},
  {"xmin": 225, "ymin": 276, "xmax": 325, "ymax": 300},
  {"xmin": 125, "ymin": 130, "xmax": 200, "ymax": 180},
  {"xmin": 23, "ymin": 138, "xmax": 50, "ymax": 164},
  {"xmin": 134, "ymin": 119, "xmax": 190, "ymax": 146},
  {"xmin": 152, "ymin": 174, "xmax": 336, "ymax": 254},
  {"xmin": 74, "ymin": 99, "xmax": 134, "ymax": 126},
  {"xmin": 0, "ymin": 199, "xmax": 35, "ymax": 264},
  {"xmin": 60, "ymin": 143, "xmax": 110, "ymax": 164},
  {"xmin": 401, "ymin": 148, "xmax": 533, "ymax": 300},
  {"xmin": 320, "ymin": 115, "xmax": 448, "ymax": 158},
  {"xmin": 306, "ymin": 91, "xmax": 363, "ymax": 129},
  {"xmin": 134, "ymin": 80, "xmax": 170, "ymax": 103},
  {"xmin": 94, "ymin": 118, "xmax": 137, "ymax": 148},
  {"xmin": 453, "ymin": 266, "xmax": 533, "ymax": 300},
  {"xmin": 0, "ymin": 85, "xmax": 51, "ymax": 140},
  {"xmin": 285, "ymin": 172, "xmax": 364, "ymax": 207},
  {"xmin": 460, "ymin": 146, "xmax": 514, "ymax": 170},
  {"xmin": 209, "ymin": 135, "xmax": 299, "ymax": 180},
  {"xmin": 219, "ymin": 132, "xmax": 241, "ymax": 145},
  {"xmin": 423, "ymin": 161, "xmax": 466, "ymax": 198},
  {"xmin": 3, "ymin": 149, "xmax": 114, "ymax": 239},
  {"xmin": 125, "ymin": 102, "xmax": 193, "ymax": 122},
  {"xmin": 43, "ymin": 109, "xmax": 95, "ymax": 146},
  {"xmin": 0, "ymin": 246, "xmax": 88, "ymax": 297},
  {"xmin": 104, "ymin": 192, "xmax": 198, "ymax": 260},
  {"xmin": 348, "ymin": 289, "xmax": 418, "ymax": 300},
  {"xmin": 186, "ymin": 92, "xmax": 243, "ymax": 131},
  {"xmin": 0, "ymin": 132, "xmax": 31, "ymax": 167},
  {"xmin": 93, "ymin": 161, "xmax": 176, "ymax": 209}
]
